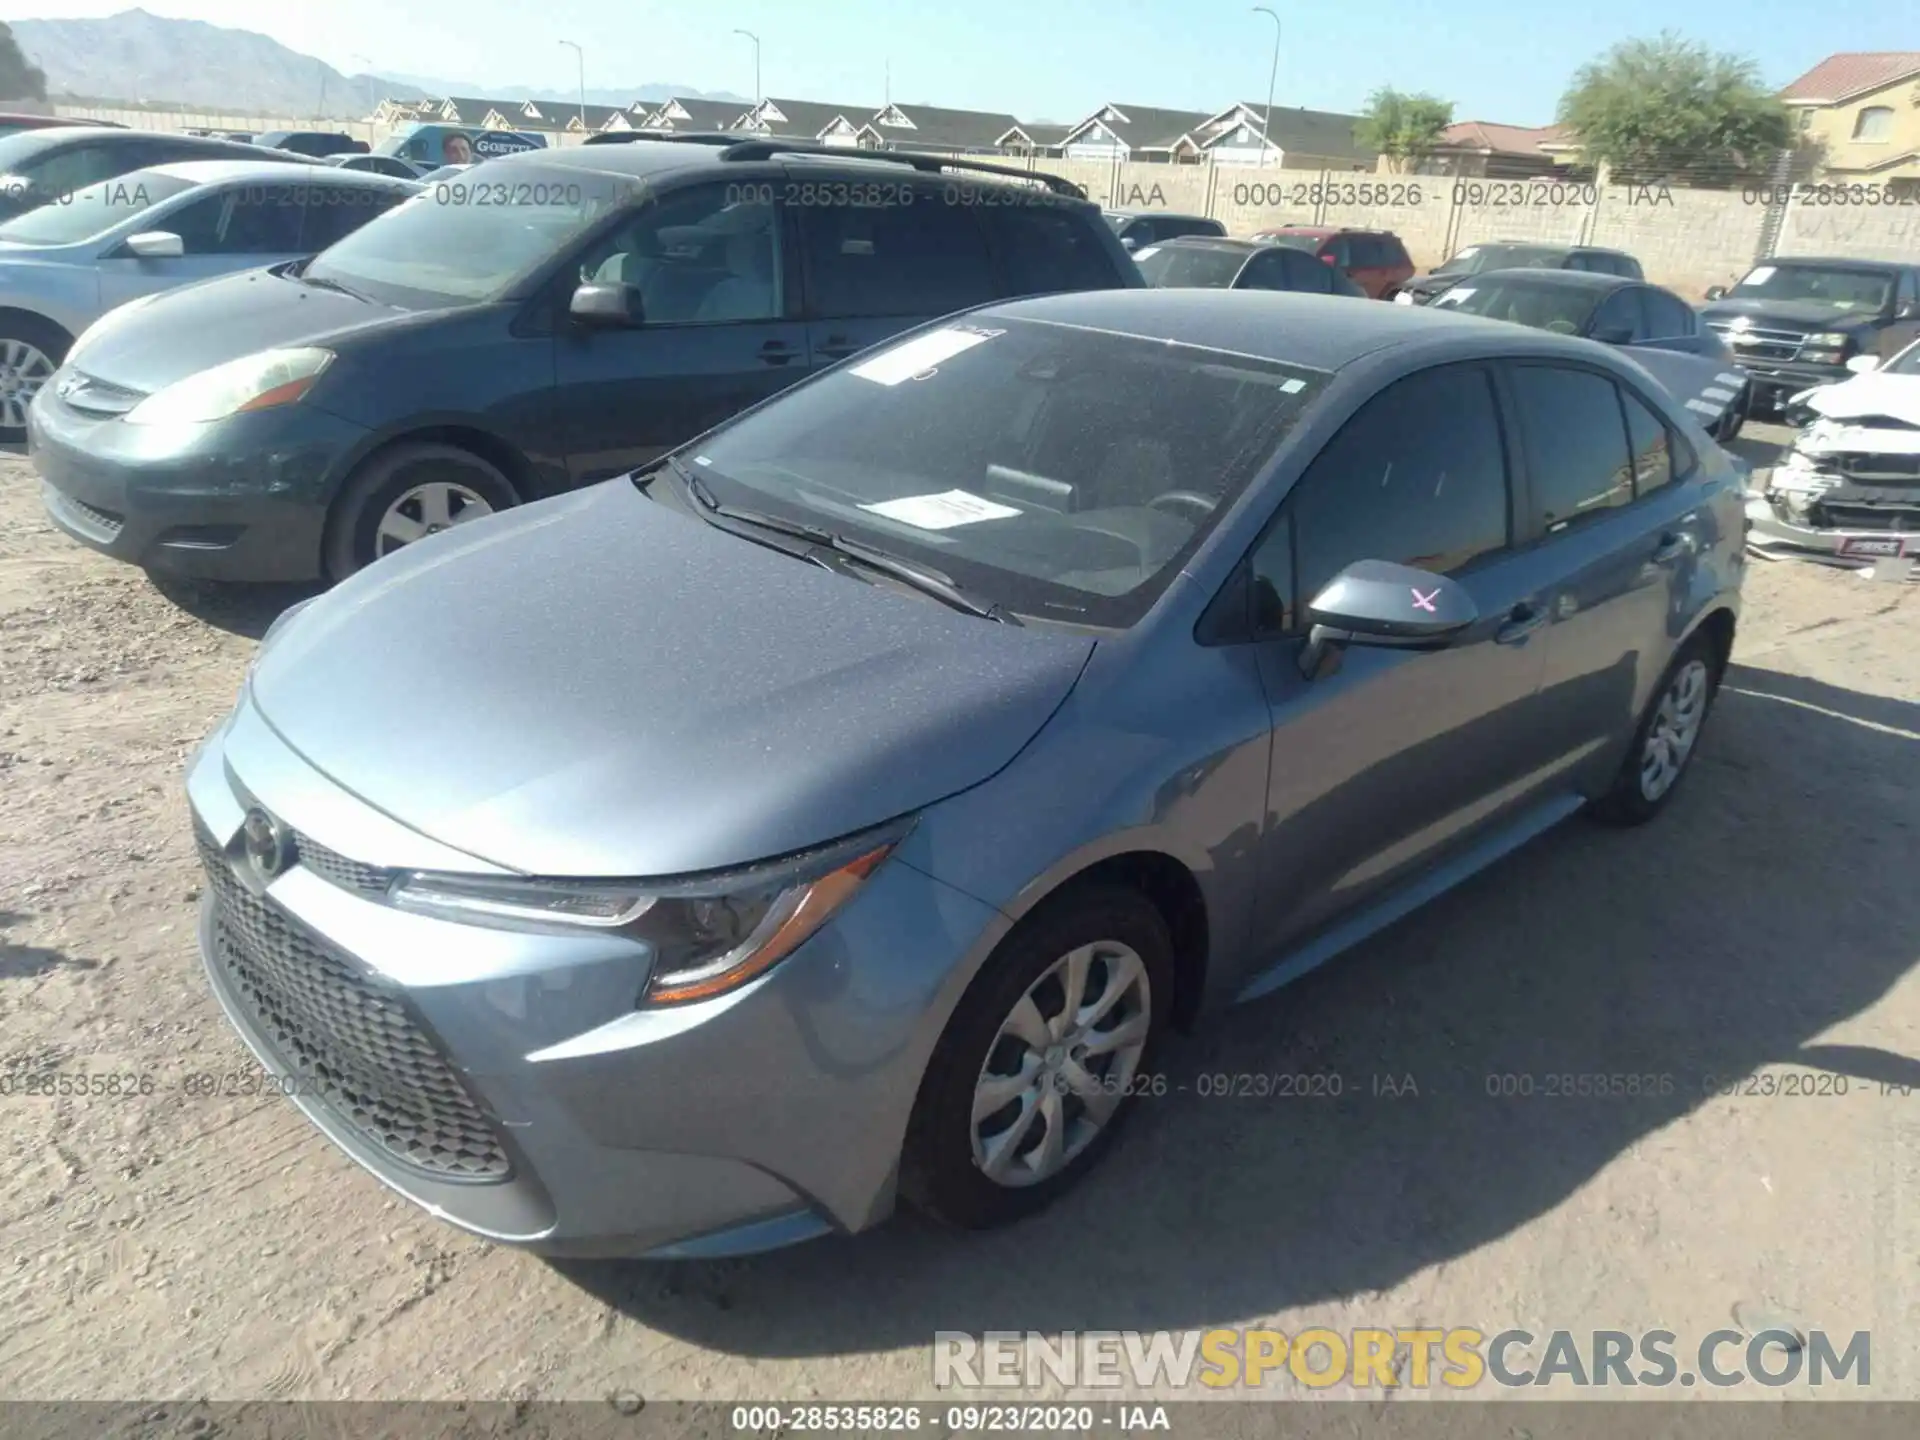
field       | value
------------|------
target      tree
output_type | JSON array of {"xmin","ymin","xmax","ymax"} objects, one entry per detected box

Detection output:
[
  {"xmin": 1557, "ymin": 33, "xmax": 1790, "ymax": 185},
  {"xmin": 1354, "ymin": 88, "xmax": 1454, "ymax": 173},
  {"xmin": 0, "ymin": 23, "xmax": 46, "ymax": 102}
]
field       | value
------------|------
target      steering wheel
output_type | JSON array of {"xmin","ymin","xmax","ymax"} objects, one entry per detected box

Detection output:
[{"xmin": 1149, "ymin": 490, "xmax": 1218, "ymax": 522}]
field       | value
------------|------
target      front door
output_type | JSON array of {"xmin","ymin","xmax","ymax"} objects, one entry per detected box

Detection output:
[
  {"xmin": 1245, "ymin": 362, "xmax": 1565, "ymax": 952},
  {"xmin": 552, "ymin": 181, "xmax": 812, "ymax": 485},
  {"xmin": 95, "ymin": 178, "xmax": 311, "ymax": 312}
]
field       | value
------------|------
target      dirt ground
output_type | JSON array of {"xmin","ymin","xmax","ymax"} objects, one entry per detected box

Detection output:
[{"xmin": 3, "ymin": 428, "xmax": 1918, "ymax": 1404}]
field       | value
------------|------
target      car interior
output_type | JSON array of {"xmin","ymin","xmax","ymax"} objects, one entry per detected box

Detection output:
[{"xmin": 588, "ymin": 200, "xmax": 778, "ymax": 323}]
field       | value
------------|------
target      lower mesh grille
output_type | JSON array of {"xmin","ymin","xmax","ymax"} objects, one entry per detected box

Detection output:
[{"xmin": 196, "ymin": 828, "xmax": 511, "ymax": 1181}]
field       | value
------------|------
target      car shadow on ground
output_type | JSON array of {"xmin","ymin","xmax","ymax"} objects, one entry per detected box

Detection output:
[
  {"xmin": 144, "ymin": 573, "xmax": 322, "ymax": 641},
  {"xmin": 0, "ymin": 911, "xmax": 101, "ymax": 980},
  {"xmin": 554, "ymin": 661, "xmax": 1920, "ymax": 1355}
]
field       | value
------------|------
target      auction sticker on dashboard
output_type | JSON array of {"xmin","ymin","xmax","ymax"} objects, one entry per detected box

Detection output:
[
  {"xmin": 851, "ymin": 327, "xmax": 1000, "ymax": 387},
  {"xmin": 1436, "ymin": 287, "xmax": 1474, "ymax": 306},
  {"xmin": 1133, "ymin": 246, "xmax": 1161, "ymax": 260},
  {"xmin": 860, "ymin": 490, "xmax": 1020, "ymax": 530}
]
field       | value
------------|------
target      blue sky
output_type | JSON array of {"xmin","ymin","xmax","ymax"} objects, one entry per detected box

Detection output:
[{"xmin": 7, "ymin": 1, "xmax": 1913, "ymax": 127}]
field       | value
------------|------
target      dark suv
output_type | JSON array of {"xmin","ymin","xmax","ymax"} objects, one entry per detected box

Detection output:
[
  {"xmin": 1398, "ymin": 242, "xmax": 1643, "ymax": 305},
  {"xmin": 1701, "ymin": 257, "xmax": 1920, "ymax": 412},
  {"xmin": 30, "ymin": 137, "xmax": 1141, "ymax": 583}
]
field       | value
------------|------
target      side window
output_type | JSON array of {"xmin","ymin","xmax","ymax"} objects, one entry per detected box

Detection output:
[
  {"xmin": 1282, "ymin": 249, "xmax": 1333, "ymax": 293},
  {"xmin": 1564, "ymin": 251, "xmax": 1595, "ymax": 272},
  {"xmin": 1620, "ymin": 388, "xmax": 1675, "ymax": 497},
  {"xmin": 1897, "ymin": 271, "xmax": 1918, "ymax": 309},
  {"xmin": 301, "ymin": 186, "xmax": 408, "ymax": 251},
  {"xmin": 1322, "ymin": 236, "xmax": 1351, "ymax": 267},
  {"xmin": 1348, "ymin": 235, "xmax": 1384, "ymax": 267},
  {"xmin": 1124, "ymin": 218, "xmax": 1155, "ymax": 247},
  {"xmin": 985, "ymin": 206, "xmax": 1123, "ymax": 295},
  {"xmin": 577, "ymin": 183, "xmax": 780, "ymax": 324},
  {"xmin": 1619, "ymin": 254, "xmax": 1644, "ymax": 279},
  {"xmin": 1237, "ymin": 252, "xmax": 1288, "ymax": 290},
  {"xmin": 1639, "ymin": 287, "xmax": 1695, "ymax": 339},
  {"xmin": 1289, "ymin": 364, "xmax": 1511, "ymax": 613},
  {"xmin": 1248, "ymin": 513, "xmax": 1294, "ymax": 636},
  {"xmin": 1589, "ymin": 289, "xmax": 1643, "ymax": 341},
  {"xmin": 158, "ymin": 186, "xmax": 304, "ymax": 255},
  {"xmin": 799, "ymin": 190, "xmax": 997, "ymax": 319},
  {"xmin": 1509, "ymin": 365, "xmax": 1636, "ymax": 533},
  {"xmin": 1382, "ymin": 235, "xmax": 1411, "ymax": 268},
  {"xmin": 23, "ymin": 143, "xmax": 122, "ymax": 198}
]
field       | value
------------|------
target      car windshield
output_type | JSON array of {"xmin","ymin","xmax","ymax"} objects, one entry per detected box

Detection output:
[
  {"xmin": 1434, "ymin": 244, "xmax": 1560, "ymax": 276},
  {"xmin": 1135, "ymin": 245, "xmax": 1247, "ymax": 288},
  {"xmin": 0, "ymin": 169, "xmax": 196, "ymax": 245},
  {"xmin": 1438, "ymin": 277, "xmax": 1599, "ymax": 334},
  {"xmin": 305, "ymin": 162, "xmax": 635, "ymax": 307},
  {"xmin": 1729, "ymin": 263, "xmax": 1893, "ymax": 313},
  {"xmin": 675, "ymin": 316, "xmax": 1329, "ymax": 628}
]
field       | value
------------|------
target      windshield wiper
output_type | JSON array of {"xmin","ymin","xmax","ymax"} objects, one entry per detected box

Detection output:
[
  {"xmin": 297, "ymin": 267, "xmax": 365, "ymax": 301},
  {"xmin": 659, "ymin": 458, "xmax": 1017, "ymax": 624}
]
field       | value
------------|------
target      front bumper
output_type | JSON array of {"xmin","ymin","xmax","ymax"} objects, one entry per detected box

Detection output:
[
  {"xmin": 1744, "ymin": 490, "xmax": 1920, "ymax": 577},
  {"xmin": 27, "ymin": 379, "xmax": 370, "ymax": 582},
  {"xmin": 1720, "ymin": 356, "xmax": 1850, "ymax": 408},
  {"xmin": 184, "ymin": 694, "xmax": 1002, "ymax": 1257}
]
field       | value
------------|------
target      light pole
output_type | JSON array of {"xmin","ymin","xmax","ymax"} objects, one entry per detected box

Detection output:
[
  {"xmin": 558, "ymin": 40, "xmax": 586, "ymax": 134},
  {"xmin": 733, "ymin": 30, "xmax": 761, "ymax": 107},
  {"xmin": 352, "ymin": 53, "xmax": 376, "ymax": 122},
  {"xmin": 1252, "ymin": 7, "xmax": 1280, "ymax": 167}
]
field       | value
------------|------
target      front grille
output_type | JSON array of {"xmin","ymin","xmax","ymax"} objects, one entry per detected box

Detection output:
[
  {"xmin": 1832, "ymin": 452, "xmax": 1920, "ymax": 484},
  {"xmin": 292, "ymin": 830, "xmax": 395, "ymax": 898},
  {"xmin": 196, "ymin": 828, "xmax": 512, "ymax": 1181},
  {"xmin": 1706, "ymin": 323, "xmax": 1803, "ymax": 363},
  {"xmin": 1810, "ymin": 502, "xmax": 1920, "ymax": 532}
]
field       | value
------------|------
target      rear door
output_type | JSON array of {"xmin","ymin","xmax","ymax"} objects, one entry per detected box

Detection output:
[
  {"xmin": 95, "ymin": 177, "xmax": 310, "ymax": 311},
  {"xmin": 796, "ymin": 177, "xmax": 1000, "ymax": 371}
]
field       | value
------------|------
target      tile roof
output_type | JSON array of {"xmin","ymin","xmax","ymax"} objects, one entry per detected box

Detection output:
[
  {"xmin": 1780, "ymin": 52, "xmax": 1920, "ymax": 104},
  {"xmin": 1437, "ymin": 121, "xmax": 1568, "ymax": 155}
]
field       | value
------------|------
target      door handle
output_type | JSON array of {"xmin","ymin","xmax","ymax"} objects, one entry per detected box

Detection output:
[
  {"xmin": 816, "ymin": 336, "xmax": 862, "ymax": 360},
  {"xmin": 758, "ymin": 340, "xmax": 798, "ymax": 366},
  {"xmin": 1494, "ymin": 602, "xmax": 1547, "ymax": 645},
  {"xmin": 1651, "ymin": 531, "xmax": 1691, "ymax": 565}
]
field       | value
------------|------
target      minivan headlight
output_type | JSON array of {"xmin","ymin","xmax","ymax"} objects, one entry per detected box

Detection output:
[
  {"xmin": 123, "ymin": 347, "xmax": 334, "ymax": 426},
  {"xmin": 388, "ymin": 826, "xmax": 907, "ymax": 1005}
]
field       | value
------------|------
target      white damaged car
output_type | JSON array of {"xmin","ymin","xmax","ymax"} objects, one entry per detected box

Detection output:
[{"xmin": 1747, "ymin": 343, "xmax": 1920, "ymax": 576}]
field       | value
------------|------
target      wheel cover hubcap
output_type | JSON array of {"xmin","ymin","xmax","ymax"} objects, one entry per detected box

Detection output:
[
  {"xmin": 1639, "ymin": 658, "xmax": 1709, "ymax": 802},
  {"xmin": 375, "ymin": 480, "xmax": 494, "ymax": 556},
  {"xmin": 0, "ymin": 339, "xmax": 56, "ymax": 430},
  {"xmin": 970, "ymin": 940, "xmax": 1152, "ymax": 1188}
]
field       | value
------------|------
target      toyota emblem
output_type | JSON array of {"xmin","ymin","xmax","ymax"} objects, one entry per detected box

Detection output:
[{"xmin": 241, "ymin": 807, "xmax": 292, "ymax": 883}]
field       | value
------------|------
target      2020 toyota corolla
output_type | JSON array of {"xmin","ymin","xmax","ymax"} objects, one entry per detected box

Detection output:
[{"xmin": 187, "ymin": 290, "xmax": 1745, "ymax": 1258}]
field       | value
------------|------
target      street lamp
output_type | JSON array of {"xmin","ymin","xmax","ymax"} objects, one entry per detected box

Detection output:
[
  {"xmin": 733, "ymin": 29, "xmax": 761, "ymax": 107},
  {"xmin": 351, "ymin": 53, "xmax": 376, "ymax": 121},
  {"xmin": 558, "ymin": 40, "xmax": 586, "ymax": 134},
  {"xmin": 1252, "ymin": 7, "xmax": 1280, "ymax": 168}
]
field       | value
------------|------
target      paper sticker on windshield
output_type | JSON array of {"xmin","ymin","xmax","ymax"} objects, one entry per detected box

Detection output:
[
  {"xmin": 1281, "ymin": 378, "xmax": 1306, "ymax": 393},
  {"xmin": 1744, "ymin": 266, "xmax": 1775, "ymax": 286},
  {"xmin": 1133, "ymin": 245, "xmax": 1162, "ymax": 260},
  {"xmin": 851, "ymin": 328, "xmax": 995, "ymax": 387},
  {"xmin": 860, "ymin": 490, "xmax": 1020, "ymax": 530},
  {"xmin": 1436, "ymin": 287, "xmax": 1474, "ymax": 305}
]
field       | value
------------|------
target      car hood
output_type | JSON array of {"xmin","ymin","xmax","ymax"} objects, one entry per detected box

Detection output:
[
  {"xmin": 1797, "ymin": 372, "xmax": 1920, "ymax": 430},
  {"xmin": 66, "ymin": 264, "xmax": 404, "ymax": 394},
  {"xmin": 249, "ymin": 480, "xmax": 1097, "ymax": 877},
  {"xmin": 1700, "ymin": 298, "xmax": 1876, "ymax": 333}
]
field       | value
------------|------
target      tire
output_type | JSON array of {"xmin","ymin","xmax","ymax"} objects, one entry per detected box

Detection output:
[
  {"xmin": 1715, "ymin": 384, "xmax": 1748, "ymax": 444},
  {"xmin": 900, "ymin": 884, "xmax": 1173, "ymax": 1230},
  {"xmin": 0, "ymin": 314, "xmax": 72, "ymax": 445},
  {"xmin": 1590, "ymin": 632, "xmax": 1721, "ymax": 827},
  {"xmin": 323, "ymin": 441, "xmax": 518, "ymax": 581}
]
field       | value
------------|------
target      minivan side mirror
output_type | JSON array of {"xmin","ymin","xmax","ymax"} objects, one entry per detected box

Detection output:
[
  {"xmin": 569, "ymin": 281, "xmax": 644, "ymax": 328},
  {"xmin": 123, "ymin": 230, "xmax": 185, "ymax": 258},
  {"xmin": 1704, "ymin": 285, "xmax": 1728, "ymax": 301},
  {"xmin": 1846, "ymin": 354, "xmax": 1880, "ymax": 374},
  {"xmin": 1297, "ymin": 559, "xmax": 1479, "ymax": 678}
]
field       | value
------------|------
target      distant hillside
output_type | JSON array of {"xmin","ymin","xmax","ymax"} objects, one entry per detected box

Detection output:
[
  {"xmin": 371, "ymin": 72, "xmax": 750, "ymax": 109},
  {"xmin": 9, "ymin": 9, "xmax": 745, "ymax": 119}
]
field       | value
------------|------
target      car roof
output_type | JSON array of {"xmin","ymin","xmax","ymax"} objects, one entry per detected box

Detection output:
[
  {"xmin": 486, "ymin": 139, "xmax": 1063, "ymax": 194},
  {"xmin": 1151, "ymin": 235, "xmax": 1264, "ymax": 252},
  {"xmin": 1262, "ymin": 225, "xmax": 1334, "ymax": 235},
  {"xmin": 977, "ymin": 288, "xmax": 1603, "ymax": 369},
  {"xmin": 138, "ymin": 158, "xmax": 403, "ymax": 184},
  {"xmin": 1469, "ymin": 268, "xmax": 1633, "ymax": 292},
  {"xmin": 1103, "ymin": 208, "xmax": 1212, "ymax": 220},
  {"xmin": 1765, "ymin": 255, "xmax": 1906, "ymax": 272}
]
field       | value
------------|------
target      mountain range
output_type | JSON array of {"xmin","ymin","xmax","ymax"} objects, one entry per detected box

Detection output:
[{"xmin": 6, "ymin": 9, "xmax": 747, "ymax": 119}]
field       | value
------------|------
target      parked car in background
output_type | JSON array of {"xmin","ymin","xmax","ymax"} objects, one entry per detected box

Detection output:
[
  {"xmin": 0, "ymin": 161, "xmax": 416, "ymax": 442},
  {"xmin": 1250, "ymin": 226, "xmax": 1413, "ymax": 299},
  {"xmin": 223, "ymin": 132, "xmax": 255, "ymax": 143},
  {"xmin": 1435, "ymin": 269, "xmax": 1750, "ymax": 440},
  {"xmin": 1397, "ymin": 242, "xmax": 1644, "ymax": 306},
  {"xmin": 1103, "ymin": 209, "xmax": 1225, "ymax": 253},
  {"xmin": 323, "ymin": 153, "xmax": 424, "ymax": 180},
  {"xmin": 0, "ymin": 126, "xmax": 314, "ymax": 223},
  {"xmin": 1750, "ymin": 340, "xmax": 1920, "ymax": 575},
  {"xmin": 1135, "ymin": 236, "xmax": 1366, "ymax": 296},
  {"xmin": 375, "ymin": 122, "xmax": 546, "ymax": 169},
  {"xmin": 414, "ymin": 163, "xmax": 470, "ymax": 185},
  {"xmin": 257, "ymin": 130, "xmax": 368, "ymax": 158},
  {"xmin": 181, "ymin": 289, "xmax": 1744, "ymax": 1259},
  {"xmin": 0, "ymin": 113, "xmax": 125, "ymax": 139},
  {"xmin": 1701, "ymin": 257, "xmax": 1920, "ymax": 415},
  {"xmin": 31, "ymin": 138, "xmax": 1140, "ymax": 583}
]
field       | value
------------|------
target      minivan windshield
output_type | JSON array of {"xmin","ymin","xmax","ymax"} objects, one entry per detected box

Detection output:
[
  {"xmin": 1728, "ymin": 263, "xmax": 1892, "ymax": 313},
  {"xmin": 677, "ymin": 316, "xmax": 1330, "ymax": 627},
  {"xmin": 1437, "ymin": 276, "xmax": 1599, "ymax": 334},
  {"xmin": 1135, "ymin": 245, "xmax": 1247, "ymax": 288},
  {"xmin": 0, "ymin": 169, "xmax": 195, "ymax": 245},
  {"xmin": 305, "ymin": 162, "xmax": 634, "ymax": 306}
]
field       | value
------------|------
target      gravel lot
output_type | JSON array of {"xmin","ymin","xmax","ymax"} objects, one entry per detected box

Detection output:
[{"xmin": 3, "ymin": 428, "xmax": 1918, "ymax": 1404}]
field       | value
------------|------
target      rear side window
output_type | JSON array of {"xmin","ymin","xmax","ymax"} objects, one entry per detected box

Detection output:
[
  {"xmin": 1639, "ymin": 288, "xmax": 1695, "ymax": 338},
  {"xmin": 1323, "ymin": 235, "xmax": 1352, "ymax": 266},
  {"xmin": 1509, "ymin": 366, "xmax": 1635, "ymax": 532},
  {"xmin": 1621, "ymin": 389, "xmax": 1675, "ymax": 496},
  {"xmin": 985, "ymin": 206, "xmax": 1122, "ymax": 295},
  {"xmin": 1380, "ymin": 234, "xmax": 1411, "ymax": 267},
  {"xmin": 1348, "ymin": 235, "xmax": 1387, "ymax": 266},
  {"xmin": 164, "ymin": 184, "xmax": 306, "ymax": 254},
  {"xmin": 1289, "ymin": 363, "xmax": 1511, "ymax": 610},
  {"xmin": 1279, "ymin": 249, "xmax": 1333, "ymax": 293},
  {"xmin": 800, "ymin": 194, "xmax": 997, "ymax": 319}
]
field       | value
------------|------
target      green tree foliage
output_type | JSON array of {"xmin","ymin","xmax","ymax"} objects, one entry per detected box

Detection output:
[
  {"xmin": 1558, "ymin": 33, "xmax": 1791, "ymax": 185},
  {"xmin": 1354, "ymin": 87, "xmax": 1455, "ymax": 172},
  {"xmin": 0, "ymin": 23, "xmax": 47, "ymax": 102}
]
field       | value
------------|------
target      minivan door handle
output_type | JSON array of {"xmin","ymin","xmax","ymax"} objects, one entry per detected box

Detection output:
[
  {"xmin": 816, "ymin": 335, "xmax": 862, "ymax": 360},
  {"xmin": 1494, "ymin": 601, "xmax": 1548, "ymax": 645},
  {"xmin": 758, "ymin": 340, "xmax": 799, "ymax": 366}
]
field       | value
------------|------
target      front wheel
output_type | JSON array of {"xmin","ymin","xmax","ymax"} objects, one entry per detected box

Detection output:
[
  {"xmin": 0, "ymin": 315, "xmax": 71, "ymax": 444},
  {"xmin": 901, "ymin": 885, "xmax": 1173, "ymax": 1230},
  {"xmin": 1715, "ymin": 384, "xmax": 1748, "ymax": 444},
  {"xmin": 323, "ymin": 442, "xmax": 518, "ymax": 581}
]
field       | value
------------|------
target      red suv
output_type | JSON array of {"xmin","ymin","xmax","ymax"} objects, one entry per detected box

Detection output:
[{"xmin": 1250, "ymin": 227, "xmax": 1414, "ymax": 299}]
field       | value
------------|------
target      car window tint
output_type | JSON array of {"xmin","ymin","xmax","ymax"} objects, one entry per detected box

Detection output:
[
  {"xmin": 1324, "ymin": 235, "xmax": 1351, "ymax": 266},
  {"xmin": 580, "ymin": 182, "xmax": 780, "ymax": 324},
  {"xmin": 162, "ymin": 185, "xmax": 305, "ymax": 254},
  {"xmin": 800, "ymin": 192, "xmax": 996, "ymax": 319},
  {"xmin": 25, "ymin": 143, "xmax": 122, "ymax": 197},
  {"xmin": 1290, "ymin": 363, "xmax": 1511, "ymax": 610},
  {"xmin": 1352, "ymin": 235, "xmax": 1387, "ymax": 266},
  {"xmin": 1283, "ymin": 248, "xmax": 1333, "ymax": 293},
  {"xmin": 1510, "ymin": 366, "xmax": 1636, "ymax": 532},
  {"xmin": 1621, "ymin": 389, "xmax": 1674, "ymax": 496},
  {"xmin": 1381, "ymin": 234, "xmax": 1411, "ymax": 267},
  {"xmin": 1237, "ymin": 252, "xmax": 1288, "ymax": 290},
  {"xmin": 1639, "ymin": 287, "xmax": 1694, "ymax": 339},
  {"xmin": 1248, "ymin": 513, "xmax": 1294, "ymax": 636},
  {"xmin": 1590, "ymin": 289, "xmax": 1642, "ymax": 340},
  {"xmin": 301, "ymin": 186, "xmax": 409, "ymax": 251},
  {"xmin": 1123, "ymin": 218, "xmax": 1154, "ymax": 246},
  {"xmin": 985, "ymin": 206, "xmax": 1119, "ymax": 295}
]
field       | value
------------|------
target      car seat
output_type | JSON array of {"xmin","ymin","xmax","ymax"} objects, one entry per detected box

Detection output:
[{"xmin": 695, "ymin": 226, "xmax": 777, "ymax": 322}]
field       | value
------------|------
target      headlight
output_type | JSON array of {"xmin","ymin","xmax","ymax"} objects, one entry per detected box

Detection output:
[
  {"xmin": 65, "ymin": 291, "xmax": 164, "ymax": 366},
  {"xmin": 389, "ymin": 824, "xmax": 907, "ymax": 1005},
  {"xmin": 123, "ymin": 347, "xmax": 333, "ymax": 426},
  {"xmin": 1802, "ymin": 332, "xmax": 1850, "ymax": 351}
]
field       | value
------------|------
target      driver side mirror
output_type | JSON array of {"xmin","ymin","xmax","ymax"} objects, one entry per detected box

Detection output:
[
  {"xmin": 123, "ymin": 230, "xmax": 184, "ymax": 259},
  {"xmin": 569, "ymin": 280, "xmax": 644, "ymax": 329},
  {"xmin": 1297, "ymin": 559, "xmax": 1479, "ymax": 679},
  {"xmin": 1704, "ymin": 285, "xmax": 1728, "ymax": 301}
]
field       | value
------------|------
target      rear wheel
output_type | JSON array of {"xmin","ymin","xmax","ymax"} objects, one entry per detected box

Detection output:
[
  {"xmin": 0, "ymin": 315, "xmax": 71, "ymax": 444},
  {"xmin": 1591, "ymin": 633, "xmax": 1720, "ymax": 826},
  {"xmin": 323, "ymin": 442, "xmax": 518, "ymax": 581}
]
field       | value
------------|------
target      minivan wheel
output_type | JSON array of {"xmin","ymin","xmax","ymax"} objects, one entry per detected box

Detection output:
[
  {"xmin": 0, "ymin": 315, "xmax": 71, "ymax": 443},
  {"xmin": 324, "ymin": 442, "xmax": 518, "ymax": 581},
  {"xmin": 1591, "ymin": 634, "xmax": 1720, "ymax": 826},
  {"xmin": 901, "ymin": 885, "xmax": 1172, "ymax": 1230}
]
